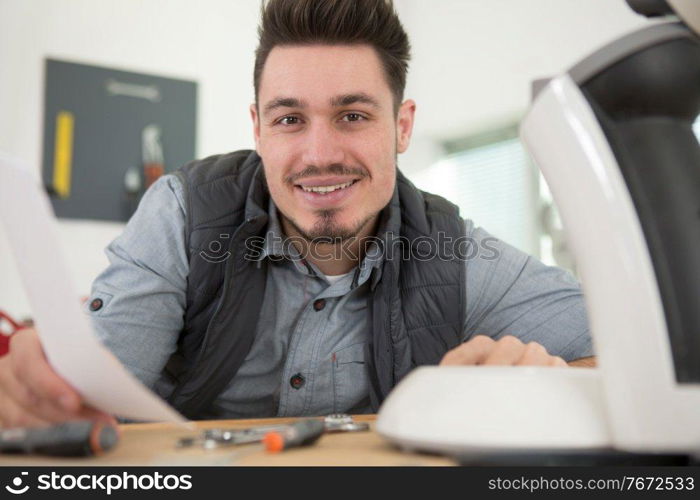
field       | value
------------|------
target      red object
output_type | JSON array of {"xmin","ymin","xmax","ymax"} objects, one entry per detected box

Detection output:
[
  {"xmin": 144, "ymin": 162, "xmax": 164, "ymax": 190},
  {"xmin": 0, "ymin": 310, "xmax": 23, "ymax": 356}
]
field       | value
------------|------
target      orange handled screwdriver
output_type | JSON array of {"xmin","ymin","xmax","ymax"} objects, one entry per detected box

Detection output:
[{"xmin": 263, "ymin": 419, "xmax": 325, "ymax": 453}]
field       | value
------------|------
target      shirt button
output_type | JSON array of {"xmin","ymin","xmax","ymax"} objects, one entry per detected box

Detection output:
[
  {"xmin": 290, "ymin": 373, "xmax": 305, "ymax": 390},
  {"xmin": 89, "ymin": 298, "xmax": 103, "ymax": 312},
  {"xmin": 313, "ymin": 299, "xmax": 326, "ymax": 311}
]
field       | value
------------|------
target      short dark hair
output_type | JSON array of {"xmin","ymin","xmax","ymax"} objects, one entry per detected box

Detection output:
[{"xmin": 254, "ymin": 0, "xmax": 411, "ymax": 112}]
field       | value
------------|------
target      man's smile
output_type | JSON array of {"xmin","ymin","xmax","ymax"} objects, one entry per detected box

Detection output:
[
  {"xmin": 293, "ymin": 175, "xmax": 363, "ymax": 207},
  {"xmin": 299, "ymin": 180, "xmax": 356, "ymax": 193}
]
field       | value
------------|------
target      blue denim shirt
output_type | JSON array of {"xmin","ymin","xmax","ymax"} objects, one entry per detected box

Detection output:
[{"xmin": 87, "ymin": 175, "xmax": 593, "ymax": 418}]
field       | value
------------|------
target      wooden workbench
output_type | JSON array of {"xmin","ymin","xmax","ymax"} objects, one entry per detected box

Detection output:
[{"xmin": 0, "ymin": 415, "xmax": 456, "ymax": 466}]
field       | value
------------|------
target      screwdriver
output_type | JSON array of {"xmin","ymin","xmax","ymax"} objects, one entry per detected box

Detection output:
[
  {"xmin": 0, "ymin": 420, "xmax": 119, "ymax": 457},
  {"xmin": 263, "ymin": 419, "xmax": 325, "ymax": 453}
]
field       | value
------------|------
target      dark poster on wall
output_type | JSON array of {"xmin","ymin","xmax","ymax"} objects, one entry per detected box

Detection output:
[{"xmin": 42, "ymin": 59, "xmax": 197, "ymax": 222}]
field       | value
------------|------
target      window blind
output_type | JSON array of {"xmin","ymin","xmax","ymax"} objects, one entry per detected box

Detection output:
[{"xmin": 406, "ymin": 136, "xmax": 539, "ymax": 256}]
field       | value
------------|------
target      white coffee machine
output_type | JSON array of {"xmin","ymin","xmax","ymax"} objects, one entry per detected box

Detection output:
[{"xmin": 377, "ymin": 0, "xmax": 700, "ymax": 460}]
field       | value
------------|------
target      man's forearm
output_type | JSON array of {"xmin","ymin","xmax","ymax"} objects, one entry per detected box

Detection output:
[{"xmin": 568, "ymin": 356, "xmax": 596, "ymax": 367}]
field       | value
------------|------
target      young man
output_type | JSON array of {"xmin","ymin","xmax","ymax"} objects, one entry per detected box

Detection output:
[{"xmin": 0, "ymin": 0, "xmax": 593, "ymax": 426}]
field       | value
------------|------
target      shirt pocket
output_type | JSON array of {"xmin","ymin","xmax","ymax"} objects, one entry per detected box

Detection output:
[{"xmin": 332, "ymin": 342, "xmax": 370, "ymax": 413}]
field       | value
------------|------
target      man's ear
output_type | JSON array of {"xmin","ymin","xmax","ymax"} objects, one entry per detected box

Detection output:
[
  {"xmin": 396, "ymin": 99, "xmax": 416, "ymax": 154},
  {"xmin": 250, "ymin": 103, "xmax": 261, "ymax": 151}
]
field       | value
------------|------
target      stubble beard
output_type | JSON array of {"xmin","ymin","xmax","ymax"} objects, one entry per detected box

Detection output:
[{"xmin": 281, "ymin": 208, "xmax": 378, "ymax": 243}]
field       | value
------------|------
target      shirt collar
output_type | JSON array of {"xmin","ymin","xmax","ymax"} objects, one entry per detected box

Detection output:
[{"xmin": 259, "ymin": 200, "xmax": 292, "ymax": 259}]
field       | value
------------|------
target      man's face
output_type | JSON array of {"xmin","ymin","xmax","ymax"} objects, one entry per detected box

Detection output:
[{"xmin": 251, "ymin": 44, "xmax": 415, "ymax": 241}]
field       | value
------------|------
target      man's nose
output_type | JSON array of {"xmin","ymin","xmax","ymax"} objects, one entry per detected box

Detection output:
[{"xmin": 300, "ymin": 122, "xmax": 346, "ymax": 168}]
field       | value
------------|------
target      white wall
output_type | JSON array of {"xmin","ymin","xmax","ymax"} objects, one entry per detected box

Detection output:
[{"xmin": 0, "ymin": 0, "xmax": 648, "ymax": 318}]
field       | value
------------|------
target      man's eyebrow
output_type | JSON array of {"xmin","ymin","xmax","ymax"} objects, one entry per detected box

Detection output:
[
  {"xmin": 330, "ymin": 93, "xmax": 381, "ymax": 108},
  {"xmin": 262, "ymin": 97, "xmax": 307, "ymax": 115}
]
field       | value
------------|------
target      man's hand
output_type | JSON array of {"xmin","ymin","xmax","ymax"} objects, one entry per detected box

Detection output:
[
  {"xmin": 568, "ymin": 356, "xmax": 596, "ymax": 368},
  {"xmin": 0, "ymin": 328, "xmax": 116, "ymax": 428},
  {"xmin": 439, "ymin": 335, "xmax": 568, "ymax": 367}
]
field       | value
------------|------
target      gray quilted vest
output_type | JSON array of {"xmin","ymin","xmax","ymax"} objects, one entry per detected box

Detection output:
[{"xmin": 164, "ymin": 150, "xmax": 466, "ymax": 419}]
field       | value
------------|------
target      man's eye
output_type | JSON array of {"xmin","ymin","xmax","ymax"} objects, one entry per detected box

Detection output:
[
  {"xmin": 278, "ymin": 116, "xmax": 300, "ymax": 125},
  {"xmin": 342, "ymin": 113, "xmax": 365, "ymax": 122}
]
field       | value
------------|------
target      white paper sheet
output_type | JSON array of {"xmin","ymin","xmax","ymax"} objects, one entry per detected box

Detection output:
[{"xmin": 0, "ymin": 154, "xmax": 186, "ymax": 423}]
